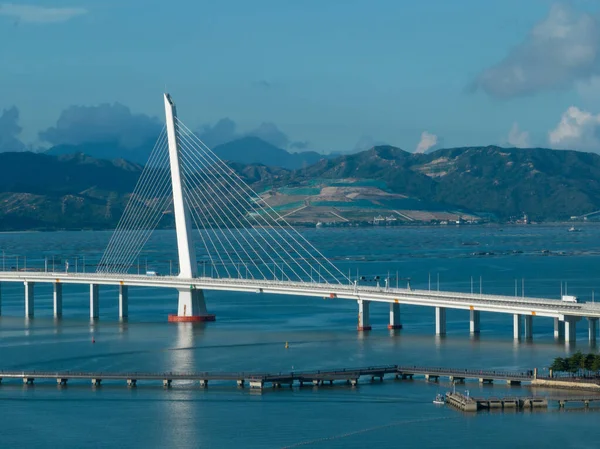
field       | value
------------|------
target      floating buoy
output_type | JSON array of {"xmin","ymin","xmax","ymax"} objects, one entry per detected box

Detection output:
[
  {"xmin": 285, "ymin": 341, "xmax": 289, "ymax": 349},
  {"xmin": 92, "ymin": 337, "xmax": 96, "ymax": 344}
]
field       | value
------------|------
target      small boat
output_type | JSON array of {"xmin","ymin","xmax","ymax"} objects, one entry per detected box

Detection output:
[
  {"xmin": 568, "ymin": 226, "xmax": 581, "ymax": 232},
  {"xmin": 433, "ymin": 393, "xmax": 445, "ymax": 405}
]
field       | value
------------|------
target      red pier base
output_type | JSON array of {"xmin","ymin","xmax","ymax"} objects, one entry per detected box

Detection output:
[
  {"xmin": 387, "ymin": 324, "xmax": 403, "ymax": 330},
  {"xmin": 168, "ymin": 314, "xmax": 216, "ymax": 323},
  {"xmin": 357, "ymin": 325, "xmax": 372, "ymax": 331}
]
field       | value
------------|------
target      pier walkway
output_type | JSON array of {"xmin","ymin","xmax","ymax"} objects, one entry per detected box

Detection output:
[{"xmin": 0, "ymin": 364, "xmax": 534, "ymax": 389}]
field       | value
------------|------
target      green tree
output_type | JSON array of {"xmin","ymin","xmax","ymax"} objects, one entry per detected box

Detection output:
[
  {"xmin": 592, "ymin": 355, "xmax": 600, "ymax": 373},
  {"xmin": 585, "ymin": 353, "xmax": 596, "ymax": 372},
  {"xmin": 550, "ymin": 357, "xmax": 567, "ymax": 373},
  {"xmin": 570, "ymin": 351, "xmax": 586, "ymax": 374}
]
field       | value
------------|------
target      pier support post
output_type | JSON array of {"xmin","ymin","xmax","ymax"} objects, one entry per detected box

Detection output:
[
  {"xmin": 357, "ymin": 299, "xmax": 371, "ymax": 331},
  {"xmin": 388, "ymin": 302, "xmax": 402, "ymax": 330},
  {"xmin": 24, "ymin": 281, "xmax": 34, "ymax": 318},
  {"xmin": 90, "ymin": 284, "xmax": 99, "ymax": 319},
  {"xmin": 435, "ymin": 307, "xmax": 446, "ymax": 335},
  {"xmin": 469, "ymin": 309, "xmax": 480, "ymax": 334},
  {"xmin": 119, "ymin": 284, "xmax": 128, "ymax": 319},
  {"xmin": 168, "ymin": 287, "xmax": 215, "ymax": 322},
  {"xmin": 524, "ymin": 315, "xmax": 533, "ymax": 340},
  {"xmin": 564, "ymin": 316, "xmax": 578, "ymax": 343},
  {"xmin": 554, "ymin": 318, "xmax": 565, "ymax": 340},
  {"xmin": 53, "ymin": 282, "xmax": 63, "ymax": 318},
  {"xmin": 588, "ymin": 318, "xmax": 598, "ymax": 344},
  {"xmin": 513, "ymin": 314, "xmax": 523, "ymax": 339}
]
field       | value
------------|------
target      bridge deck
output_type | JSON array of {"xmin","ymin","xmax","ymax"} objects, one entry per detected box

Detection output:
[{"xmin": 0, "ymin": 272, "xmax": 599, "ymax": 319}]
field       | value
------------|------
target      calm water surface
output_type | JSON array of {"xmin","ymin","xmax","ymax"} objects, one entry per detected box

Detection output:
[{"xmin": 1, "ymin": 225, "xmax": 600, "ymax": 448}]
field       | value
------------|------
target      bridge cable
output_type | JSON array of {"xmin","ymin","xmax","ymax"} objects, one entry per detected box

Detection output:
[
  {"xmin": 177, "ymin": 130, "xmax": 312, "ymax": 282},
  {"xmin": 176, "ymin": 118, "xmax": 348, "ymax": 284},
  {"xmin": 179, "ymin": 151, "xmax": 270, "ymax": 280},
  {"xmin": 98, "ymin": 128, "xmax": 168, "ymax": 271},
  {"xmin": 178, "ymin": 135, "xmax": 307, "ymax": 281},
  {"xmin": 98, "ymin": 130, "xmax": 172, "ymax": 273},
  {"xmin": 177, "ymin": 127, "xmax": 323, "ymax": 282},
  {"xmin": 102, "ymin": 149, "xmax": 172, "ymax": 273}
]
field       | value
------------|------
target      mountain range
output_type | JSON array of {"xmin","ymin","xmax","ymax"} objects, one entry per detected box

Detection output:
[
  {"xmin": 46, "ymin": 136, "xmax": 325, "ymax": 170},
  {"xmin": 2, "ymin": 143, "xmax": 600, "ymax": 230}
]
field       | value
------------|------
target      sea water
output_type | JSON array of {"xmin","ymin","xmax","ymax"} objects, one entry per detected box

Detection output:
[{"xmin": 0, "ymin": 225, "xmax": 599, "ymax": 448}]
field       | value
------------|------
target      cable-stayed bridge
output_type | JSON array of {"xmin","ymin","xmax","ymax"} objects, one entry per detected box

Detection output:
[{"xmin": 1, "ymin": 94, "xmax": 600, "ymax": 343}]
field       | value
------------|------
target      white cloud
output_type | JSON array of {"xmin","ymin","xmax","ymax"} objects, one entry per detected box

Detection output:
[
  {"xmin": 415, "ymin": 131, "xmax": 438, "ymax": 154},
  {"xmin": 473, "ymin": 4, "xmax": 600, "ymax": 98},
  {"xmin": 548, "ymin": 106, "xmax": 600, "ymax": 151},
  {"xmin": 507, "ymin": 122, "xmax": 530, "ymax": 148},
  {"xmin": 0, "ymin": 3, "xmax": 87, "ymax": 23}
]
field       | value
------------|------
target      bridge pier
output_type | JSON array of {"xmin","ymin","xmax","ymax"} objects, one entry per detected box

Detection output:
[
  {"xmin": 169, "ymin": 287, "xmax": 215, "ymax": 322},
  {"xmin": 564, "ymin": 316, "xmax": 579, "ymax": 343},
  {"xmin": 388, "ymin": 302, "xmax": 402, "ymax": 330},
  {"xmin": 513, "ymin": 314, "xmax": 523, "ymax": 339},
  {"xmin": 53, "ymin": 282, "xmax": 63, "ymax": 318},
  {"xmin": 554, "ymin": 318, "xmax": 565, "ymax": 340},
  {"xmin": 90, "ymin": 284, "xmax": 99, "ymax": 319},
  {"xmin": 119, "ymin": 284, "xmax": 128, "ymax": 319},
  {"xmin": 357, "ymin": 299, "xmax": 371, "ymax": 331},
  {"xmin": 469, "ymin": 309, "xmax": 480, "ymax": 334},
  {"xmin": 524, "ymin": 315, "xmax": 533, "ymax": 340},
  {"xmin": 24, "ymin": 281, "xmax": 34, "ymax": 318},
  {"xmin": 435, "ymin": 307, "xmax": 446, "ymax": 335},
  {"xmin": 588, "ymin": 318, "xmax": 598, "ymax": 343}
]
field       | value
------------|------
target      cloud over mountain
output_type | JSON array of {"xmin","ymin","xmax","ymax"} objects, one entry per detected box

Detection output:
[
  {"xmin": 39, "ymin": 103, "xmax": 162, "ymax": 148},
  {"xmin": 507, "ymin": 123, "xmax": 530, "ymax": 148},
  {"xmin": 549, "ymin": 106, "xmax": 600, "ymax": 152},
  {"xmin": 0, "ymin": 106, "xmax": 25, "ymax": 152},
  {"xmin": 472, "ymin": 4, "xmax": 600, "ymax": 98},
  {"xmin": 415, "ymin": 131, "xmax": 438, "ymax": 153}
]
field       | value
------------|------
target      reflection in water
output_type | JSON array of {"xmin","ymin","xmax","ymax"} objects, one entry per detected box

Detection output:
[{"xmin": 161, "ymin": 323, "xmax": 203, "ymax": 447}]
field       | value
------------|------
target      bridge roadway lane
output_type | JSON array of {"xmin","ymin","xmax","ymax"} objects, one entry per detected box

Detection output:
[{"xmin": 0, "ymin": 271, "xmax": 599, "ymax": 320}]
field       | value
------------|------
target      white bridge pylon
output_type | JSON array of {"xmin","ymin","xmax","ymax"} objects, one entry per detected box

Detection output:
[{"xmin": 97, "ymin": 94, "xmax": 349, "ymax": 321}]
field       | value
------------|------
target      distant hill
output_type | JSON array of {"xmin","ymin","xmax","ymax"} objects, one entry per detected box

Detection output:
[
  {"xmin": 0, "ymin": 152, "xmax": 142, "ymax": 230},
  {"xmin": 213, "ymin": 136, "xmax": 324, "ymax": 170},
  {"xmin": 46, "ymin": 136, "xmax": 325, "ymax": 169},
  {"xmin": 291, "ymin": 146, "xmax": 437, "ymax": 197},
  {"xmin": 417, "ymin": 145, "xmax": 600, "ymax": 220},
  {"xmin": 4, "ymin": 145, "xmax": 600, "ymax": 230},
  {"xmin": 293, "ymin": 145, "xmax": 600, "ymax": 220},
  {"xmin": 46, "ymin": 140, "xmax": 155, "ymax": 164},
  {"xmin": 0, "ymin": 152, "xmax": 286, "ymax": 230}
]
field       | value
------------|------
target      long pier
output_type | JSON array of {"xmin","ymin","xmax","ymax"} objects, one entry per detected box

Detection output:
[
  {"xmin": 0, "ymin": 365, "xmax": 534, "ymax": 389},
  {"xmin": 3, "ymin": 365, "xmax": 600, "ymax": 411}
]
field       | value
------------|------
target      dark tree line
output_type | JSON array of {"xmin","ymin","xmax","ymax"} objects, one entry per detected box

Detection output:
[{"xmin": 550, "ymin": 351, "xmax": 600, "ymax": 377}]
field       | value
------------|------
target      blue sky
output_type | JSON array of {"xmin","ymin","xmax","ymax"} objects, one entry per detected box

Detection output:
[{"xmin": 2, "ymin": 0, "xmax": 600, "ymax": 153}]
